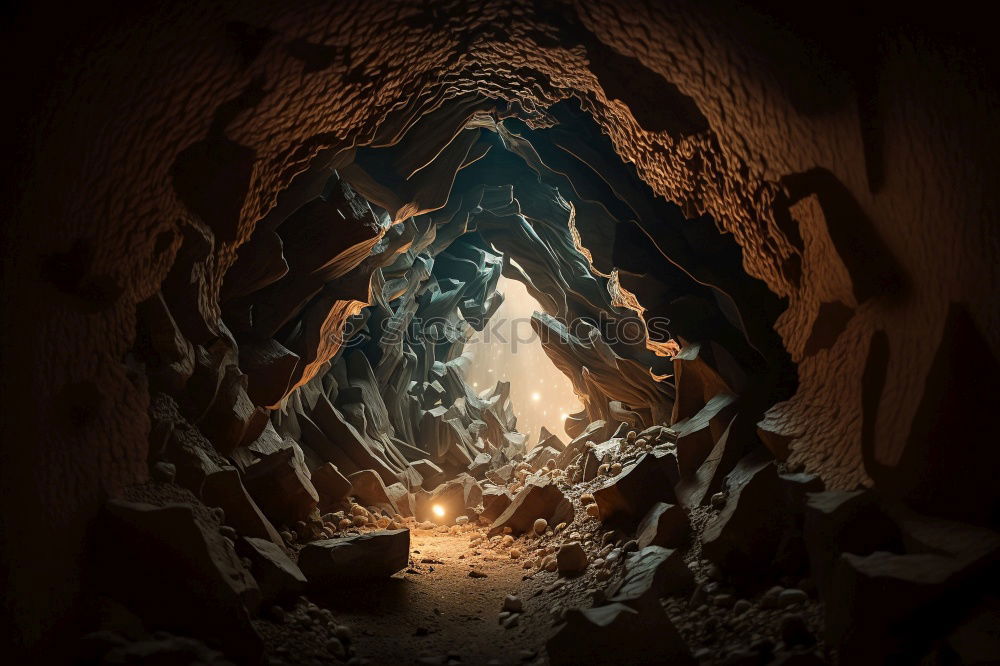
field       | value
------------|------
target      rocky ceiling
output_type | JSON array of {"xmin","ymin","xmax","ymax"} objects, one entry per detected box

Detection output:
[{"xmin": 3, "ymin": 0, "xmax": 999, "ymax": 661}]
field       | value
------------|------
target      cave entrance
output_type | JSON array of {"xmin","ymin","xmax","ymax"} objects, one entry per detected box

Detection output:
[{"xmin": 464, "ymin": 275, "xmax": 583, "ymax": 443}]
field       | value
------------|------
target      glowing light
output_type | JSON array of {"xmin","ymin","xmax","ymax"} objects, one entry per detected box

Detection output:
[
  {"xmin": 560, "ymin": 412, "xmax": 568, "ymax": 420},
  {"xmin": 531, "ymin": 392, "xmax": 541, "ymax": 401},
  {"xmin": 432, "ymin": 504, "xmax": 445, "ymax": 518}
]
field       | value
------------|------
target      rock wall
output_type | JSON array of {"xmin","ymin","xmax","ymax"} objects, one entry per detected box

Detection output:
[{"xmin": 3, "ymin": 0, "xmax": 998, "ymax": 658}]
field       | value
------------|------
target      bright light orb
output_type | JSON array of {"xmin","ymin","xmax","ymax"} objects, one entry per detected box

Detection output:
[
  {"xmin": 531, "ymin": 392, "xmax": 541, "ymax": 401},
  {"xmin": 432, "ymin": 504, "xmax": 445, "ymax": 518}
]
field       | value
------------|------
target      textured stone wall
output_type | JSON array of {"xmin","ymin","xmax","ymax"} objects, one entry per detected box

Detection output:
[{"xmin": 3, "ymin": 0, "xmax": 998, "ymax": 657}]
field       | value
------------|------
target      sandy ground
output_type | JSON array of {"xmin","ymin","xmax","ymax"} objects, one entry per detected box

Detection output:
[{"xmin": 314, "ymin": 525, "xmax": 553, "ymax": 665}]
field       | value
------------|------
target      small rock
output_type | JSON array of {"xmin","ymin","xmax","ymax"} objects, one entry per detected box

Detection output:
[
  {"xmin": 780, "ymin": 613, "xmax": 815, "ymax": 647},
  {"xmin": 151, "ymin": 462, "xmax": 176, "ymax": 483},
  {"xmin": 503, "ymin": 613, "xmax": 520, "ymax": 628},
  {"xmin": 326, "ymin": 637, "xmax": 346, "ymax": 658},
  {"xmin": 455, "ymin": 516, "xmax": 469, "ymax": 526},
  {"xmin": 503, "ymin": 595, "xmax": 524, "ymax": 613},
  {"xmin": 533, "ymin": 518, "xmax": 548, "ymax": 535},
  {"xmin": 580, "ymin": 494, "xmax": 595, "ymax": 505},
  {"xmin": 733, "ymin": 599, "xmax": 752, "ymax": 615},
  {"xmin": 510, "ymin": 548, "xmax": 522, "ymax": 559},
  {"xmin": 710, "ymin": 492, "xmax": 727, "ymax": 510},
  {"xmin": 556, "ymin": 542, "xmax": 588, "ymax": 575},
  {"xmin": 779, "ymin": 588, "xmax": 808, "ymax": 607},
  {"xmin": 469, "ymin": 570, "xmax": 488, "ymax": 578},
  {"xmin": 713, "ymin": 593, "xmax": 735, "ymax": 608},
  {"xmin": 760, "ymin": 586, "xmax": 785, "ymax": 609},
  {"xmin": 586, "ymin": 504, "xmax": 600, "ymax": 518}
]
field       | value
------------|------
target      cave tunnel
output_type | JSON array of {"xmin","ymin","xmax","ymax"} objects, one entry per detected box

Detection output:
[{"xmin": 3, "ymin": 1, "xmax": 1000, "ymax": 664}]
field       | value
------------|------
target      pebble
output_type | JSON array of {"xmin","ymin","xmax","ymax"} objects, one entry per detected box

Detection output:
[
  {"xmin": 713, "ymin": 593, "xmax": 735, "ymax": 608},
  {"xmin": 597, "ymin": 464, "xmax": 610, "ymax": 475},
  {"xmin": 326, "ymin": 637, "xmax": 346, "ymax": 659},
  {"xmin": 334, "ymin": 625, "xmax": 352, "ymax": 642},
  {"xmin": 502, "ymin": 613, "xmax": 520, "ymax": 629},
  {"xmin": 710, "ymin": 492, "xmax": 727, "ymax": 509},
  {"xmin": 780, "ymin": 613, "xmax": 815, "ymax": 647},
  {"xmin": 502, "ymin": 595, "xmax": 523, "ymax": 613},
  {"xmin": 455, "ymin": 516, "xmax": 469, "ymax": 525},
  {"xmin": 733, "ymin": 599, "xmax": 752, "ymax": 615},
  {"xmin": 622, "ymin": 539, "xmax": 638, "ymax": 553},
  {"xmin": 151, "ymin": 462, "xmax": 176, "ymax": 483},
  {"xmin": 501, "ymin": 535, "xmax": 515, "ymax": 547},
  {"xmin": 469, "ymin": 570, "xmax": 488, "ymax": 578},
  {"xmin": 533, "ymin": 518, "xmax": 548, "ymax": 535},
  {"xmin": 580, "ymin": 494, "xmax": 595, "ymax": 505},
  {"xmin": 509, "ymin": 548, "xmax": 522, "ymax": 559},
  {"xmin": 778, "ymin": 588, "xmax": 808, "ymax": 607},
  {"xmin": 585, "ymin": 504, "xmax": 600, "ymax": 518},
  {"xmin": 760, "ymin": 585, "xmax": 785, "ymax": 609}
]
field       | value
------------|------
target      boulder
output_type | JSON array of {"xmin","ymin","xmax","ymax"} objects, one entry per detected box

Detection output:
[
  {"xmin": 803, "ymin": 489, "xmax": 901, "ymax": 601},
  {"xmin": 311, "ymin": 463, "xmax": 353, "ymax": 511},
  {"xmin": 348, "ymin": 469, "xmax": 397, "ymax": 514},
  {"xmin": 481, "ymin": 487, "xmax": 513, "ymax": 523},
  {"xmin": 385, "ymin": 482, "xmax": 415, "ymax": 517},
  {"xmin": 243, "ymin": 448, "xmax": 319, "ymax": 525},
  {"xmin": 298, "ymin": 529, "xmax": 410, "ymax": 586},
  {"xmin": 96, "ymin": 499, "xmax": 262, "ymax": 661},
  {"xmin": 672, "ymin": 393, "xmax": 738, "ymax": 478},
  {"xmin": 546, "ymin": 602, "xmax": 692, "ymax": 665},
  {"xmin": 488, "ymin": 476, "xmax": 574, "ymax": 536},
  {"xmin": 701, "ymin": 457, "xmax": 785, "ymax": 582},
  {"xmin": 636, "ymin": 502, "xmax": 690, "ymax": 549},
  {"xmin": 607, "ymin": 545, "xmax": 694, "ymax": 608},
  {"xmin": 592, "ymin": 451, "xmax": 679, "ymax": 524},
  {"xmin": 467, "ymin": 452, "xmax": 492, "ymax": 479},
  {"xmin": 412, "ymin": 458, "xmax": 446, "ymax": 490},
  {"xmin": 525, "ymin": 445, "xmax": 561, "ymax": 472},
  {"xmin": 237, "ymin": 536, "xmax": 306, "ymax": 603},
  {"xmin": 201, "ymin": 467, "xmax": 283, "ymax": 546},
  {"xmin": 556, "ymin": 542, "xmax": 588, "ymax": 576},
  {"xmin": 426, "ymin": 473, "xmax": 483, "ymax": 521},
  {"xmin": 537, "ymin": 426, "xmax": 566, "ymax": 452}
]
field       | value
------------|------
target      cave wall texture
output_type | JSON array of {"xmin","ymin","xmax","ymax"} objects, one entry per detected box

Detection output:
[{"xmin": 3, "ymin": 0, "xmax": 999, "ymax": 658}]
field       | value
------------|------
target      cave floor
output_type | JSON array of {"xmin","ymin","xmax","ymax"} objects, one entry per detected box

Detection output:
[{"xmin": 254, "ymin": 473, "xmax": 827, "ymax": 666}]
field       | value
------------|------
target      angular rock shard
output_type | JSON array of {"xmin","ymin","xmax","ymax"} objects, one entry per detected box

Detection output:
[
  {"xmin": 488, "ymin": 476, "xmax": 573, "ymax": 536},
  {"xmin": 546, "ymin": 602, "xmax": 692, "ymax": 666},
  {"xmin": 593, "ymin": 451, "xmax": 680, "ymax": 524},
  {"xmin": 636, "ymin": 502, "xmax": 690, "ymax": 549},
  {"xmin": 298, "ymin": 529, "xmax": 410, "ymax": 586},
  {"xmin": 237, "ymin": 536, "xmax": 306, "ymax": 604},
  {"xmin": 243, "ymin": 448, "xmax": 319, "ymax": 525}
]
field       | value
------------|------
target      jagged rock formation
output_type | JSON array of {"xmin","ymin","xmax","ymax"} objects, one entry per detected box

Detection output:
[{"xmin": 3, "ymin": 1, "xmax": 999, "ymax": 662}]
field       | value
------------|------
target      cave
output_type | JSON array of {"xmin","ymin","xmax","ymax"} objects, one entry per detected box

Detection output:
[{"xmin": 3, "ymin": 1, "xmax": 999, "ymax": 665}]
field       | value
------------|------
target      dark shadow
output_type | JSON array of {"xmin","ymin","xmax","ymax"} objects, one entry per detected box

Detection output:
[
  {"xmin": 781, "ymin": 167, "xmax": 907, "ymax": 303},
  {"xmin": 803, "ymin": 300, "xmax": 854, "ymax": 357}
]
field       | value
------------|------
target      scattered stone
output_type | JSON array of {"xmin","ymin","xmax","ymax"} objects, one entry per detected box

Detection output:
[
  {"xmin": 243, "ymin": 448, "xmax": 319, "ymax": 525},
  {"xmin": 592, "ymin": 451, "xmax": 680, "ymax": 523},
  {"xmin": 779, "ymin": 588, "xmax": 808, "ymax": 607},
  {"xmin": 502, "ymin": 595, "xmax": 524, "ymax": 613},
  {"xmin": 761, "ymin": 585, "xmax": 785, "ymax": 609},
  {"xmin": 533, "ymin": 518, "xmax": 548, "ymax": 535},
  {"xmin": 347, "ymin": 469, "xmax": 398, "ymax": 515},
  {"xmin": 151, "ymin": 461, "xmax": 176, "ymax": 483},
  {"xmin": 710, "ymin": 492, "xmax": 726, "ymax": 510},
  {"xmin": 311, "ymin": 462, "xmax": 353, "ymax": 511},
  {"xmin": 298, "ymin": 529, "xmax": 409, "ymax": 585},
  {"xmin": 488, "ymin": 476, "xmax": 573, "ymax": 537},
  {"xmin": 96, "ymin": 499, "xmax": 262, "ymax": 661},
  {"xmin": 734, "ymin": 599, "xmax": 751, "ymax": 615},
  {"xmin": 481, "ymin": 487, "xmax": 513, "ymax": 523},
  {"xmin": 236, "ymin": 536, "xmax": 306, "ymax": 603},
  {"xmin": 455, "ymin": 515, "xmax": 469, "ymax": 525},
  {"xmin": 546, "ymin": 603, "xmax": 691, "ymax": 665},
  {"xmin": 556, "ymin": 542, "xmax": 588, "ymax": 576},
  {"xmin": 636, "ymin": 502, "xmax": 690, "ymax": 549},
  {"xmin": 702, "ymin": 456, "xmax": 786, "ymax": 582},
  {"xmin": 781, "ymin": 614, "xmax": 815, "ymax": 648},
  {"xmin": 201, "ymin": 466, "xmax": 284, "ymax": 546},
  {"xmin": 607, "ymin": 545, "xmax": 695, "ymax": 609},
  {"xmin": 469, "ymin": 570, "xmax": 488, "ymax": 579}
]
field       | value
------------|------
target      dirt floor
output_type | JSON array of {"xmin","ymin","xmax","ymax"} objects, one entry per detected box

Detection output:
[{"xmin": 255, "ymin": 465, "xmax": 827, "ymax": 666}]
